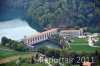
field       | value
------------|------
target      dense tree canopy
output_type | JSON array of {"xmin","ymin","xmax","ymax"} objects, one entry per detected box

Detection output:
[{"xmin": 0, "ymin": 0, "xmax": 100, "ymax": 32}]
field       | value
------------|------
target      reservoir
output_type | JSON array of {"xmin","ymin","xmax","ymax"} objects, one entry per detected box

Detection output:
[{"xmin": 0, "ymin": 18, "xmax": 38, "ymax": 41}]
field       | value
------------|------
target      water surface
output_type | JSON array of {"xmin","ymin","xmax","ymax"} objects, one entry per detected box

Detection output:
[{"xmin": 0, "ymin": 18, "xmax": 38, "ymax": 41}]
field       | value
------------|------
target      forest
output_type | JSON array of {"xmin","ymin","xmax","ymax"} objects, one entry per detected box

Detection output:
[{"xmin": 0, "ymin": 0, "xmax": 100, "ymax": 32}]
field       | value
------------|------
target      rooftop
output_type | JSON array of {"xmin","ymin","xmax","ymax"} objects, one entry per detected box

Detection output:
[
  {"xmin": 61, "ymin": 30, "xmax": 80, "ymax": 33},
  {"xmin": 26, "ymin": 28, "xmax": 57, "ymax": 39}
]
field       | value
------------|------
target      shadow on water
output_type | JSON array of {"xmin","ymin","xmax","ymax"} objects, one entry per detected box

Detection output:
[
  {"xmin": 32, "ymin": 40, "xmax": 63, "ymax": 49},
  {"xmin": 0, "ymin": 9, "xmax": 25, "ymax": 21},
  {"xmin": 26, "ymin": 19, "xmax": 45, "ymax": 32}
]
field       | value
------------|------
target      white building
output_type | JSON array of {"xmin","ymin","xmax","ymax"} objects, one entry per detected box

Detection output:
[
  {"xmin": 23, "ymin": 28, "xmax": 58, "ymax": 45},
  {"xmin": 60, "ymin": 28, "xmax": 83, "ymax": 38}
]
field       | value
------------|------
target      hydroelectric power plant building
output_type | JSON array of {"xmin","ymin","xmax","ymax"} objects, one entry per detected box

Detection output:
[
  {"xmin": 23, "ymin": 28, "xmax": 83, "ymax": 45},
  {"xmin": 23, "ymin": 28, "xmax": 58, "ymax": 45},
  {"xmin": 60, "ymin": 28, "xmax": 83, "ymax": 38}
]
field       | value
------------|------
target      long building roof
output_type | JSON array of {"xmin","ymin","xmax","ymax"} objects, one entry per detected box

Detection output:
[
  {"xmin": 26, "ymin": 28, "xmax": 57, "ymax": 39},
  {"xmin": 61, "ymin": 30, "xmax": 80, "ymax": 33}
]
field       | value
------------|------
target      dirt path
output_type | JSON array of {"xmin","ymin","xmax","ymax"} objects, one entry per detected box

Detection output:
[{"xmin": 0, "ymin": 53, "xmax": 34, "ymax": 64}]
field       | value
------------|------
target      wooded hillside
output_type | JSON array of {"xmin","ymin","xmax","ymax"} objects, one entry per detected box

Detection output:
[{"xmin": 0, "ymin": 0, "xmax": 100, "ymax": 32}]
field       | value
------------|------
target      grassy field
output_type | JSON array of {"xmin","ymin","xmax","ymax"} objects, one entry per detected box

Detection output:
[
  {"xmin": 0, "ymin": 58, "xmax": 48, "ymax": 66},
  {"xmin": 70, "ymin": 45, "xmax": 100, "ymax": 52},
  {"xmin": 70, "ymin": 37, "xmax": 100, "ymax": 53},
  {"xmin": 0, "ymin": 45, "xmax": 32, "ymax": 59},
  {"xmin": 71, "ymin": 37, "xmax": 88, "ymax": 45}
]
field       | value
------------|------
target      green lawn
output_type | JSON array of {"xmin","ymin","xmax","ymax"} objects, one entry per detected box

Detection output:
[
  {"xmin": 0, "ymin": 45, "xmax": 32, "ymax": 59},
  {"xmin": 70, "ymin": 37, "xmax": 100, "ymax": 53},
  {"xmin": 71, "ymin": 37, "xmax": 88, "ymax": 45},
  {"xmin": 70, "ymin": 45, "xmax": 100, "ymax": 53}
]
